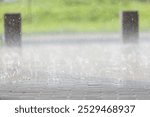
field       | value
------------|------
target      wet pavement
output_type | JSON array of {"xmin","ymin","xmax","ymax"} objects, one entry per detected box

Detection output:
[{"xmin": 0, "ymin": 33, "xmax": 150, "ymax": 100}]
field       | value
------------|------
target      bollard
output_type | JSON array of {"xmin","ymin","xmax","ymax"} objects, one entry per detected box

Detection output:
[
  {"xmin": 4, "ymin": 13, "xmax": 21, "ymax": 46},
  {"xmin": 121, "ymin": 11, "xmax": 139, "ymax": 43}
]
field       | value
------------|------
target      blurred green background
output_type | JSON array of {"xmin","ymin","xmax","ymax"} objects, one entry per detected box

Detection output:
[{"xmin": 0, "ymin": 0, "xmax": 150, "ymax": 34}]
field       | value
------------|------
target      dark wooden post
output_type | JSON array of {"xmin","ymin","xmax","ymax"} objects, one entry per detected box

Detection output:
[
  {"xmin": 4, "ymin": 13, "xmax": 21, "ymax": 46},
  {"xmin": 121, "ymin": 11, "xmax": 139, "ymax": 43}
]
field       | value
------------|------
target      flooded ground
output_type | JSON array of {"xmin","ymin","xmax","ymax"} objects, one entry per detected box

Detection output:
[{"xmin": 0, "ymin": 33, "xmax": 150, "ymax": 100}]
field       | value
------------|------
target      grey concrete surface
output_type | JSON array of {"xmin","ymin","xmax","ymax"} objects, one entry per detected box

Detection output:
[{"xmin": 0, "ymin": 32, "xmax": 150, "ymax": 100}]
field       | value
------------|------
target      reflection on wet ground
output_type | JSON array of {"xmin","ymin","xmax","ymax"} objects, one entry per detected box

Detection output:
[{"xmin": 0, "ymin": 34, "xmax": 150, "ymax": 99}]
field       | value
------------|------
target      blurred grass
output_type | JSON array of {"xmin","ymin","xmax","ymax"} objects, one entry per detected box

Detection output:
[{"xmin": 0, "ymin": 0, "xmax": 150, "ymax": 34}]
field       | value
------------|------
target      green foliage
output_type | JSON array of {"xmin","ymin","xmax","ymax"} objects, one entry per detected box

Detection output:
[{"xmin": 0, "ymin": 0, "xmax": 150, "ymax": 33}]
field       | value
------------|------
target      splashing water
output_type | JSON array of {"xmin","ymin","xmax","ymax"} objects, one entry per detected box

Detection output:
[{"xmin": 0, "ymin": 34, "xmax": 150, "ymax": 99}]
